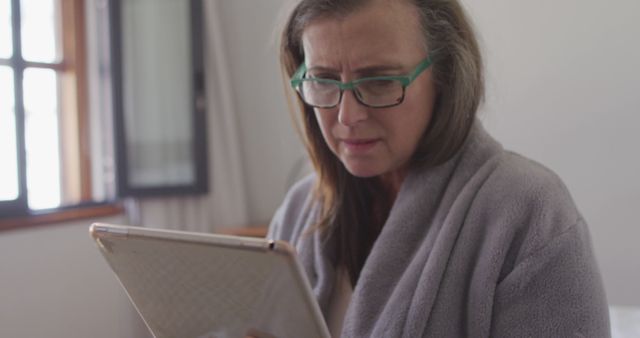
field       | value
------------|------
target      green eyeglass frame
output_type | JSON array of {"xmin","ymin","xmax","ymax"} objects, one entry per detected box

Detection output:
[{"xmin": 290, "ymin": 54, "xmax": 434, "ymax": 108}]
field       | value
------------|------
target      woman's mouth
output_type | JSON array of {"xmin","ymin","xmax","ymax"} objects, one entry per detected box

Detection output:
[{"xmin": 341, "ymin": 138, "xmax": 380, "ymax": 154}]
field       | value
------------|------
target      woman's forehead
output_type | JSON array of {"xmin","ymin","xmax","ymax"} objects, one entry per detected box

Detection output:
[{"xmin": 300, "ymin": 0, "xmax": 425, "ymax": 69}]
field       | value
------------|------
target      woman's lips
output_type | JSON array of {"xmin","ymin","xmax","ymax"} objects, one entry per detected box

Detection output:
[{"xmin": 341, "ymin": 138, "xmax": 380, "ymax": 153}]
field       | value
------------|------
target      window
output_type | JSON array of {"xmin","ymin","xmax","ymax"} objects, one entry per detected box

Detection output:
[
  {"xmin": 1, "ymin": 0, "xmax": 208, "ymax": 223},
  {"xmin": 110, "ymin": 0, "xmax": 208, "ymax": 197},
  {"xmin": 0, "ymin": 0, "xmax": 110, "ymax": 219}
]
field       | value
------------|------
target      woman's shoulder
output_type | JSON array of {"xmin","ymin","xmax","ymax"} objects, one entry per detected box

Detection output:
[
  {"xmin": 267, "ymin": 174, "xmax": 319, "ymax": 242},
  {"xmin": 487, "ymin": 151, "xmax": 578, "ymax": 214},
  {"xmin": 476, "ymin": 150, "xmax": 584, "ymax": 259}
]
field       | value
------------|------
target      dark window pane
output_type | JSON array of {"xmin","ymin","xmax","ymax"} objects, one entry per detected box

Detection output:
[{"xmin": 121, "ymin": 0, "xmax": 195, "ymax": 187}]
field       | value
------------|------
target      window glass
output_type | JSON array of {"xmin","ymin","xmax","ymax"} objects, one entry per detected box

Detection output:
[
  {"xmin": 121, "ymin": 0, "xmax": 195, "ymax": 188},
  {"xmin": 23, "ymin": 67, "xmax": 61, "ymax": 209},
  {"xmin": 0, "ymin": 66, "xmax": 19, "ymax": 201},
  {"xmin": 0, "ymin": 0, "xmax": 11, "ymax": 59},
  {"xmin": 20, "ymin": 0, "xmax": 60, "ymax": 63}
]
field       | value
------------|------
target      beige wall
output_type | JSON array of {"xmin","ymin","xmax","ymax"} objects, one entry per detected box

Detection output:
[
  {"xmin": 216, "ymin": 0, "xmax": 307, "ymax": 225},
  {"xmin": 0, "ymin": 216, "xmax": 151, "ymax": 338}
]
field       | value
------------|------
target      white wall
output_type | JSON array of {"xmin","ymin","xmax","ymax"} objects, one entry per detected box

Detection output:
[
  {"xmin": 0, "ymin": 216, "xmax": 151, "ymax": 338},
  {"xmin": 217, "ymin": 0, "xmax": 640, "ymax": 304},
  {"xmin": 460, "ymin": 0, "xmax": 640, "ymax": 305},
  {"xmin": 216, "ymin": 0, "xmax": 306, "ymax": 225}
]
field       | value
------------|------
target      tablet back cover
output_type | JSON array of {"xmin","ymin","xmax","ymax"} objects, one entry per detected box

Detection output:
[{"xmin": 90, "ymin": 223, "xmax": 330, "ymax": 338}]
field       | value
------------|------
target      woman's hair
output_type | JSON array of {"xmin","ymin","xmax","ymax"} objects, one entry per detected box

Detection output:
[{"xmin": 280, "ymin": 0, "xmax": 484, "ymax": 286}]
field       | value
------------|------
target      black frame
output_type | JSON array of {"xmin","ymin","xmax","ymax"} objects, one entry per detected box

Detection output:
[{"xmin": 109, "ymin": 0, "xmax": 209, "ymax": 197}]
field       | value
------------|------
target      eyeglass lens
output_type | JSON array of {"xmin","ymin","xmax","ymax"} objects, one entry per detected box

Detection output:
[{"xmin": 301, "ymin": 79, "xmax": 404, "ymax": 108}]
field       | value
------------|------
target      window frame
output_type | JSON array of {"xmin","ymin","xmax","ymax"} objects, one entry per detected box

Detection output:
[
  {"xmin": 0, "ymin": 0, "xmax": 121, "ymax": 224},
  {"xmin": 108, "ymin": 0, "xmax": 209, "ymax": 197}
]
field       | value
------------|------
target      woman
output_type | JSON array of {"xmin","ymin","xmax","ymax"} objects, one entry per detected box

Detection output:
[{"xmin": 269, "ymin": 0, "xmax": 610, "ymax": 336}]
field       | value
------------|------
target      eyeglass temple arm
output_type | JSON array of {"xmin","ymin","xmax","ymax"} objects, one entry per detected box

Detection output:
[
  {"xmin": 407, "ymin": 55, "xmax": 434, "ymax": 82},
  {"xmin": 290, "ymin": 63, "xmax": 307, "ymax": 88}
]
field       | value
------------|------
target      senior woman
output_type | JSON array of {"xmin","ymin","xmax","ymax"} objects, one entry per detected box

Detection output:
[{"xmin": 268, "ymin": 0, "xmax": 610, "ymax": 337}]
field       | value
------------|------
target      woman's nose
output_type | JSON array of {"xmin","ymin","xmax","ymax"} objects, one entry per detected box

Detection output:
[{"xmin": 337, "ymin": 90, "xmax": 369, "ymax": 126}]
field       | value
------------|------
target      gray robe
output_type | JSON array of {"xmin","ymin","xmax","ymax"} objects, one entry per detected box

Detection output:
[{"xmin": 268, "ymin": 122, "xmax": 610, "ymax": 337}]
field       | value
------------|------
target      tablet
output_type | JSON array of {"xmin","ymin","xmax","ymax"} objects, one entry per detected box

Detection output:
[{"xmin": 89, "ymin": 223, "xmax": 331, "ymax": 338}]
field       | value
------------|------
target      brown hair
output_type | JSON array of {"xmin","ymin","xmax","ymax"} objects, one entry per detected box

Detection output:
[{"xmin": 280, "ymin": 0, "xmax": 484, "ymax": 285}]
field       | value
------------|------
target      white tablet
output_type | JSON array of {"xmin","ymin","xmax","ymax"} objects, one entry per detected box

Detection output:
[{"xmin": 89, "ymin": 223, "xmax": 330, "ymax": 338}]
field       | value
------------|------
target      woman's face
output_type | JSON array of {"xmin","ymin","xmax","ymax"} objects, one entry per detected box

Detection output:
[{"xmin": 301, "ymin": 0, "xmax": 436, "ymax": 182}]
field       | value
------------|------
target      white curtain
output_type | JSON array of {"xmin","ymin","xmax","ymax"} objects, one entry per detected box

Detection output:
[{"xmin": 128, "ymin": 0, "xmax": 249, "ymax": 232}]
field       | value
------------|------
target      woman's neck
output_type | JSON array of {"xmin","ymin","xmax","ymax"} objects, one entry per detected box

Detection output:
[{"xmin": 379, "ymin": 167, "xmax": 408, "ymax": 203}]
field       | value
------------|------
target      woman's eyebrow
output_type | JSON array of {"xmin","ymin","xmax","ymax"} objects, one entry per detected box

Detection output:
[
  {"xmin": 354, "ymin": 64, "xmax": 405, "ymax": 76},
  {"xmin": 306, "ymin": 65, "xmax": 339, "ymax": 74}
]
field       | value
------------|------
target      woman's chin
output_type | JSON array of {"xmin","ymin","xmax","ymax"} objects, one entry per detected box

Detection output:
[{"xmin": 343, "ymin": 162, "xmax": 385, "ymax": 178}]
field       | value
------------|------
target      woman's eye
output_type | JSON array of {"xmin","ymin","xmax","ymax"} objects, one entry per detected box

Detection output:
[
  {"xmin": 372, "ymin": 79, "xmax": 394, "ymax": 86},
  {"xmin": 307, "ymin": 73, "xmax": 339, "ymax": 81},
  {"xmin": 364, "ymin": 79, "xmax": 395, "ymax": 90}
]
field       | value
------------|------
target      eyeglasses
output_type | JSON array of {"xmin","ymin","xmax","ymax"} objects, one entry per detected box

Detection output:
[{"xmin": 290, "ymin": 55, "xmax": 433, "ymax": 109}]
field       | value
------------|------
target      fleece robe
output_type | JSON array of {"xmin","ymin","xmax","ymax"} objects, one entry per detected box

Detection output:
[{"xmin": 268, "ymin": 122, "xmax": 610, "ymax": 337}]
